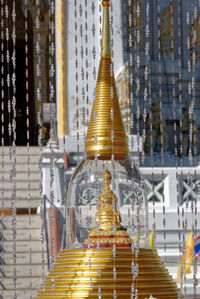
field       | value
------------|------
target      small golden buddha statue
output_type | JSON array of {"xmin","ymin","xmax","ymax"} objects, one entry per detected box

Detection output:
[
  {"xmin": 95, "ymin": 169, "xmax": 121, "ymax": 231},
  {"xmin": 84, "ymin": 170, "xmax": 132, "ymax": 248}
]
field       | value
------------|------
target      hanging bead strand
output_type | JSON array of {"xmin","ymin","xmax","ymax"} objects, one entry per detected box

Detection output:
[
  {"xmin": 5, "ymin": 0, "xmax": 12, "ymax": 146},
  {"xmin": 128, "ymin": 0, "xmax": 134, "ymax": 160},
  {"xmin": 190, "ymin": 1, "xmax": 198, "ymax": 295},
  {"xmin": 79, "ymin": 0, "xmax": 86, "ymax": 146},
  {"xmin": 48, "ymin": 1, "xmax": 56, "ymax": 281},
  {"xmin": 135, "ymin": 2, "xmax": 141, "ymax": 297},
  {"xmin": 49, "ymin": 0, "xmax": 56, "ymax": 142},
  {"xmin": 35, "ymin": 0, "xmax": 45, "ymax": 291},
  {"xmin": 24, "ymin": 0, "xmax": 33, "ymax": 293},
  {"xmin": 128, "ymin": 5, "xmax": 136, "ymax": 273},
  {"xmin": 10, "ymin": 0, "xmax": 17, "ymax": 295},
  {"xmin": 109, "ymin": 2, "xmax": 117, "ymax": 297},
  {"xmin": 135, "ymin": 0, "xmax": 141, "ymax": 159},
  {"xmin": 74, "ymin": 0, "xmax": 80, "ymax": 162},
  {"xmin": 142, "ymin": 0, "xmax": 150, "ymax": 165},
  {"xmin": 183, "ymin": 10, "xmax": 190, "ymax": 295},
  {"xmin": 84, "ymin": 0, "xmax": 89, "ymax": 126},
  {"xmin": 0, "ymin": 1, "xmax": 5, "ymax": 297},
  {"xmin": 176, "ymin": 0, "xmax": 183, "ymax": 284}
]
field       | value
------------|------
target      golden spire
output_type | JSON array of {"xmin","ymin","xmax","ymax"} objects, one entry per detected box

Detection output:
[
  {"xmin": 101, "ymin": 0, "xmax": 111, "ymax": 58},
  {"xmin": 85, "ymin": 0, "xmax": 129, "ymax": 159}
]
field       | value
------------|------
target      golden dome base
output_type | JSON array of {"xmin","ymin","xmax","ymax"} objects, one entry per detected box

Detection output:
[{"xmin": 35, "ymin": 248, "xmax": 180, "ymax": 299}]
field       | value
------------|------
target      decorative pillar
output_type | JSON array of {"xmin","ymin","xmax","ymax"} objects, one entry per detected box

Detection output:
[
  {"xmin": 42, "ymin": 141, "xmax": 65, "ymax": 259},
  {"xmin": 47, "ymin": 207, "xmax": 61, "ymax": 262},
  {"xmin": 55, "ymin": 0, "xmax": 67, "ymax": 137}
]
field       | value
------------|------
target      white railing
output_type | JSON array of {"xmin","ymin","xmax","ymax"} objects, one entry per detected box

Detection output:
[
  {"xmin": 64, "ymin": 164, "xmax": 200, "ymax": 208},
  {"xmin": 141, "ymin": 166, "xmax": 200, "ymax": 208}
]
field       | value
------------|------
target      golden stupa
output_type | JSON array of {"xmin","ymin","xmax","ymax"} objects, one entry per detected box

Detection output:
[
  {"xmin": 35, "ymin": 1, "xmax": 180, "ymax": 298},
  {"xmin": 85, "ymin": 0, "xmax": 129, "ymax": 159}
]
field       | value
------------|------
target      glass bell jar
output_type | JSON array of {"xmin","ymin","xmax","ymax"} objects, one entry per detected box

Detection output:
[{"xmin": 66, "ymin": 154, "xmax": 149, "ymax": 250}]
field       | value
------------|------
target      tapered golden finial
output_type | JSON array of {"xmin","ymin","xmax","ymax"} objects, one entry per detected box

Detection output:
[
  {"xmin": 85, "ymin": 0, "xmax": 129, "ymax": 158},
  {"xmin": 102, "ymin": 0, "xmax": 110, "ymax": 6},
  {"xmin": 101, "ymin": 0, "xmax": 111, "ymax": 58}
]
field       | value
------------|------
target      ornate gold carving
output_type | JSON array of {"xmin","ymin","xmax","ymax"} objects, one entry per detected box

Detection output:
[
  {"xmin": 160, "ymin": 3, "xmax": 175, "ymax": 57},
  {"xmin": 89, "ymin": 229, "xmax": 129, "ymax": 237},
  {"xmin": 85, "ymin": 238, "xmax": 131, "ymax": 245},
  {"xmin": 190, "ymin": 12, "xmax": 200, "ymax": 62}
]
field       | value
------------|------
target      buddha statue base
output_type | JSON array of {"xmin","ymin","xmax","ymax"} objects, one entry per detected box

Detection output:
[{"xmin": 84, "ymin": 227, "xmax": 132, "ymax": 248}]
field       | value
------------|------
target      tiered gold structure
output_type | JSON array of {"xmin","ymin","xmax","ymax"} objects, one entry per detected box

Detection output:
[
  {"xmin": 35, "ymin": 0, "xmax": 180, "ymax": 298},
  {"xmin": 85, "ymin": 0, "xmax": 129, "ymax": 159},
  {"xmin": 36, "ymin": 249, "xmax": 178, "ymax": 298}
]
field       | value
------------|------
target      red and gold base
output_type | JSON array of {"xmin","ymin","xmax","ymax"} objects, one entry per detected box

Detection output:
[{"xmin": 84, "ymin": 228, "xmax": 132, "ymax": 248}]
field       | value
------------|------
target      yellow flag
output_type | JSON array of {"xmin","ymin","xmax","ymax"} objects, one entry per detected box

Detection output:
[
  {"xmin": 149, "ymin": 229, "xmax": 155, "ymax": 249},
  {"xmin": 134, "ymin": 234, "xmax": 139, "ymax": 246},
  {"xmin": 177, "ymin": 231, "xmax": 194, "ymax": 283}
]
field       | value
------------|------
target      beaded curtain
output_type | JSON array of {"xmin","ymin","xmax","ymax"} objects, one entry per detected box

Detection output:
[{"xmin": 0, "ymin": 0, "xmax": 200, "ymax": 298}]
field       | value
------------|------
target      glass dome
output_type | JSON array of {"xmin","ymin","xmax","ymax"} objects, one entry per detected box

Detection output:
[{"xmin": 66, "ymin": 155, "xmax": 149, "ymax": 250}]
